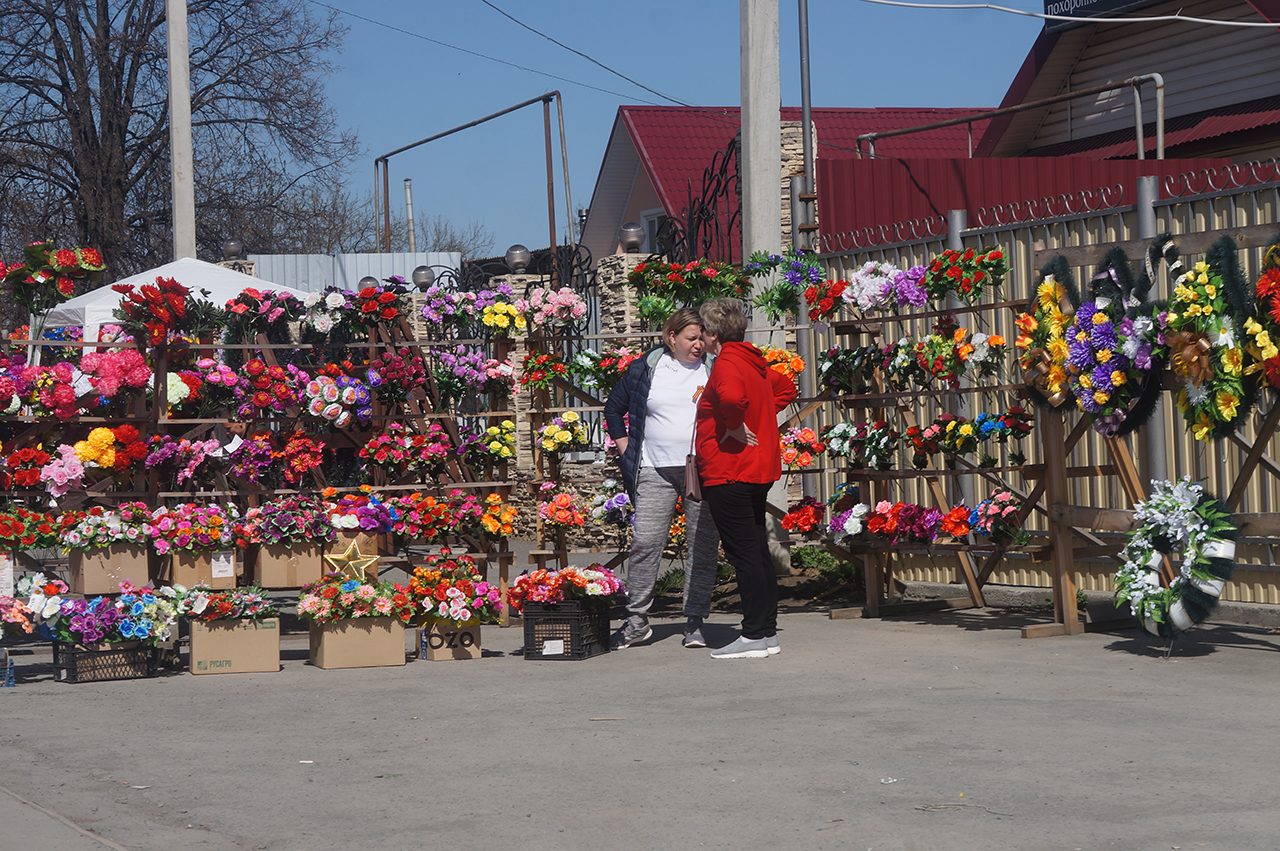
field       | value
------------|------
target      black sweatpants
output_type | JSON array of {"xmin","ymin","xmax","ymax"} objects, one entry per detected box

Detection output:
[{"xmin": 703, "ymin": 481, "xmax": 777, "ymax": 640}]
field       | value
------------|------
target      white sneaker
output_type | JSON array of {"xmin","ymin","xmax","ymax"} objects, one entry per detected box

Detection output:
[
  {"xmin": 765, "ymin": 635, "xmax": 780, "ymax": 656},
  {"xmin": 709, "ymin": 636, "xmax": 770, "ymax": 659}
]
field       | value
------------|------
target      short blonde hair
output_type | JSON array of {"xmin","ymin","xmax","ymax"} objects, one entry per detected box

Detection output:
[{"xmin": 699, "ymin": 298, "xmax": 748, "ymax": 342}]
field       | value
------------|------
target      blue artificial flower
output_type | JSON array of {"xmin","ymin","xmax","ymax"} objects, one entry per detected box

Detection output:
[
  {"xmin": 118, "ymin": 594, "xmax": 135, "ymax": 606},
  {"xmin": 119, "ymin": 620, "xmax": 136, "ymax": 638},
  {"xmin": 968, "ymin": 508, "xmax": 981, "ymax": 527},
  {"xmin": 131, "ymin": 601, "xmax": 145, "ymax": 616},
  {"xmin": 135, "ymin": 618, "xmax": 153, "ymax": 638},
  {"xmin": 340, "ymin": 579, "xmax": 360, "ymax": 593},
  {"xmin": 142, "ymin": 593, "xmax": 156, "ymax": 605}
]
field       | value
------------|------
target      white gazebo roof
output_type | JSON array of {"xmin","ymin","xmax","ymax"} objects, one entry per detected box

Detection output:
[{"xmin": 43, "ymin": 257, "xmax": 310, "ymax": 331}]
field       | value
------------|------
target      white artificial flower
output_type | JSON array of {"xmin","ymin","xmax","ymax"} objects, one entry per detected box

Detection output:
[
  {"xmin": 325, "ymin": 292, "xmax": 346, "ymax": 309},
  {"xmin": 303, "ymin": 292, "xmax": 322, "ymax": 308}
]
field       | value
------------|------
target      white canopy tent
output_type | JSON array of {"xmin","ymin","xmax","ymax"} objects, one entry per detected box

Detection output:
[{"xmin": 41, "ymin": 257, "xmax": 310, "ymax": 343}]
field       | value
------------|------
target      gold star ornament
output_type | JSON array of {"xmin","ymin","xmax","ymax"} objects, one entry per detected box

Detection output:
[{"xmin": 323, "ymin": 539, "xmax": 380, "ymax": 581}]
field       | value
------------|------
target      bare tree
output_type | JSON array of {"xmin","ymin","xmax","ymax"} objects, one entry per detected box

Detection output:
[
  {"xmin": 416, "ymin": 214, "xmax": 494, "ymax": 260},
  {"xmin": 0, "ymin": 0, "xmax": 358, "ymax": 275}
]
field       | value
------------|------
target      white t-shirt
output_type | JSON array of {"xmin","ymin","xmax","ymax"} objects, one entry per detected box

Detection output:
[{"xmin": 642, "ymin": 354, "xmax": 706, "ymax": 469}]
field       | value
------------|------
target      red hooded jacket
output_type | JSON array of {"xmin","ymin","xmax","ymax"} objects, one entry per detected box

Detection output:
[{"xmin": 695, "ymin": 342, "xmax": 798, "ymax": 487}]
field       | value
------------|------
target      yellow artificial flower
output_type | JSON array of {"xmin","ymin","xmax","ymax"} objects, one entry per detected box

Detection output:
[
  {"xmin": 501, "ymin": 419, "xmax": 515, "ymax": 429},
  {"xmin": 1096, "ymin": 349, "xmax": 1113, "ymax": 364},
  {"xmin": 1222, "ymin": 347, "xmax": 1243, "ymax": 376},
  {"xmin": 959, "ymin": 424, "xmax": 974, "ymax": 437},
  {"xmin": 1079, "ymin": 374, "xmax": 1093, "ymax": 389},
  {"xmin": 1093, "ymin": 390, "xmax": 1110, "ymax": 405},
  {"xmin": 1047, "ymin": 366, "xmax": 1067, "ymax": 392},
  {"xmin": 1216, "ymin": 388, "xmax": 1240, "ymax": 421},
  {"xmin": 1076, "ymin": 330, "xmax": 1088, "ymax": 343},
  {"xmin": 560, "ymin": 411, "xmax": 580, "ymax": 423},
  {"xmin": 541, "ymin": 440, "xmax": 557, "ymax": 451},
  {"xmin": 1092, "ymin": 312, "xmax": 1108, "ymax": 325},
  {"xmin": 1111, "ymin": 370, "xmax": 1127, "ymax": 387},
  {"xmin": 1048, "ymin": 338, "xmax": 1069, "ymax": 363},
  {"xmin": 1205, "ymin": 284, "xmax": 1217, "ymax": 299},
  {"xmin": 555, "ymin": 429, "xmax": 572, "ymax": 443},
  {"xmin": 1193, "ymin": 412, "xmax": 1213, "ymax": 441}
]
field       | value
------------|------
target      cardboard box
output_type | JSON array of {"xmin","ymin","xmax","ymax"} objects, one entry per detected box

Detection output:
[
  {"xmin": 68, "ymin": 545, "xmax": 151, "ymax": 595},
  {"xmin": 165, "ymin": 550, "xmax": 236, "ymax": 590},
  {"xmin": 253, "ymin": 544, "xmax": 323, "ymax": 589},
  {"xmin": 308, "ymin": 618, "xmax": 406, "ymax": 669},
  {"xmin": 189, "ymin": 618, "xmax": 281, "ymax": 675},
  {"xmin": 420, "ymin": 621, "xmax": 482, "ymax": 661}
]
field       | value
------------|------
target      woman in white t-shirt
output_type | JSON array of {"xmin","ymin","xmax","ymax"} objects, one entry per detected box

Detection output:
[{"xmin": 603, "ymin": 308, "xmax": 720, "ymax": 650}]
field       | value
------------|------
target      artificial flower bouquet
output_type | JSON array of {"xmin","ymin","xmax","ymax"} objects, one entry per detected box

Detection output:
[
  {"xmin": 237, "ymin": 495, "xmax": 334, "ymax": 548},
  {"xmin": 478, "ymin": 493, "xmax": 519, "ymax": 539},
  {"xmin": 79, "ymin": 349, "xmax": 151, "ymax": 402},
  {"xmin": 409, "ymin": 548, "xmax": 503, "ymax": 626},
  {"xmin": 517, "ymin": 286, "xmax": 589, "ymax": 331},
  {"xmin": 147, "ymin": 502, "xmax": 237, "ymax": 555},
  {"xmin": 20, "ymin": 362, "xmax": 80, "ymax": 419},
  {"xmin": 1164, "ymin": 251, "xmax": 1249, "ymax": 441},
  {"xmin": 627, "ymin": 257, "xmax": 748, "ymax": 327},
  {"xmin": 762, "ymin": 347, "xmax": 805, "ymax": 387},
  {"xmin": 826, "ymin": 483, "xmax": 869, "ymax": 546},
  {"xmin": 1015, "ymin": 273, "xmax": 1076, "ymax": 406},
  {"xmin": 298, "ymin": 574, "xmax": 416, "ymax": 669},
  {"xmin": 302, "ymin": 373, "xmax": 372, "ymax": 429},
  {"xmin": 1067, "ymin": 297, "xmax": 1161, "ymax": 436},
  {"xmin": 234, "ymin": 358, "xmax": 306, "ymax": 420},
  {"xmin": 923, "ymin": 246, "xmax": 1007, "ymax": 304},
  {"xmin": 110, "ymin": 276, "xmax": 192, "ymax": 347},
  {"xmin": 519, "ymin": 350, "xmax": 569, "ymax": 392},
  {"xmin": 39, "ymin": 445, "xmax": 83, "ymax": 498},
  {"xmin": 5, "ymin": 445, "xmax": 51, "ymax": 489},
  {"xmin": 144, "ymin": 434, "xmax": 221, "ymax": 486},
  {"xmin": 184, "ymin": 586, "xmax": 278, "ymax": 623},
  {"xmin": 74, "ymin": 424, "xmax": 148, "ymax": 475},
  {"xmin": 538, "ymin": 411, "xmax": 590, "ymax": 457},
  {"xmin": 0, "ymin": 593, "xmax": 33, "ymax": 637},
  {"xmin": 589, "ymin": 478, "xmax": 633, "ymax": 528},
  {"xmin": 572, "ymin": 346, "xmax": 641, "ymax": 394},
  {"xmin": 60, "ymin": 502, "xmax": 153, "ymax": 594},
  {"xmin": 480, "ymin": 300, "xmax": 527, "ymax": 337},
  {"xmin": 2, "ymin": 241, "xmax": 104, "ymax": 315},
  {"xmin": 0, "ymin": 506, "xmax": 60, "ymax": 550},
  {"xmin": 506, "ymin": 564, "xmax": 624, "ymax": 613},
  {"xmin": 434, "ymin": 345, "xmax": 488, "ymax": 404},
  {"xmin": 366, "ymin": 346, "xmax": 428, "ymax": 407},
  {"xmin": 780, "ymin": 496, "xmax": 825, "ymax": 535},
  {"xmin": 46, "ymin": 580, "xmax": 183, "ymax": 648},
  {"xmin": 1245, "ymin": 246, "xmax": 1280, "ymax": 388},
  {"xmin": 843, "ymin": 261, "xmax": 928, "ymax": 315},
  {"xmin": 823, "ymin": 421, "xmax": 897, "ymax": 470},
  {"xmin": 970, "ymin": 488, "xmax": 1028, "ymax": 545},
  {"xmin": 353, "ymin": 280, "xmax": 408, "ymax": 328},
  {"xmin": 476, "ymin": 419, "xmax": 517, "ymax": 462},
  {"xmin": 803, "ymin": 278, "xmax": 849, "ymax": 323},
  {"xmin": 780, "ymin": 426, "xmax": 826, "ymax": 470},
  {"xmin": 745, "ymin": 248, "xmax": 825, "ymax": 323},
  {"xmin": 223, "ymin": 287, "xmax": 304, "ymax": 342},
  {"xmin": 816, "ymin": 345, "xmax": 881, "ymax": 395},
  {"xmin": 865, "ymin": 500, "xmax": 944, "ymax": 546},
  {"xmin": 388, "ymin": 492, "xmax": 456, "ymax": 542},
  {"xmin": 538, "ymin": 484, "xmax": 588, "ymax": 530},
  {"xmin": 325, "ymin": 489, "xmax": 397, "ymax": 535},
  {"xmin": 297, "ymin": 574, "xmax": 416, "ymax": 624}
]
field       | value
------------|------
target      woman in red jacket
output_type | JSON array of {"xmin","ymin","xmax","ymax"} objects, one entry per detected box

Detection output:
[{"xmin": 695, "ymin": 298, "xmax": 797, "ymax": 659}]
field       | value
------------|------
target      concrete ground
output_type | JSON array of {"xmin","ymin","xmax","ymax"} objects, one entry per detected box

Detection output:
[{"xmin": 3, "ymin": 610, "xmax": 1280, "ymax": 851}]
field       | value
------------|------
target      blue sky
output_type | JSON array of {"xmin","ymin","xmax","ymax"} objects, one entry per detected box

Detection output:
[{"xmin": 316, "ymin": 0, "xmax": 1045, "ymax": 255}]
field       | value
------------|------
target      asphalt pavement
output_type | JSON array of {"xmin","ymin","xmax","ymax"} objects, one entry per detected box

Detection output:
[{"xmin": 2, "ymin": 610, "xmax": 1279, "ymax": 850}]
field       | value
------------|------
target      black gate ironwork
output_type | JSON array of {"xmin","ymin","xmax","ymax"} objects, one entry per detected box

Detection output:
[{"xmin": 657, "ymin": 137, "xmax": 741, "ymax": 264}]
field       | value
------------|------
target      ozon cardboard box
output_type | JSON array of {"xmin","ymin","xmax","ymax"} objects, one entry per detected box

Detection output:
[
  {"xmin": 420, "ymin": 621, "xmax": 482, "ymax": 661},
  {"xmin": 189, "ymin": 618, "xmax": 281, "ymax": 675}
]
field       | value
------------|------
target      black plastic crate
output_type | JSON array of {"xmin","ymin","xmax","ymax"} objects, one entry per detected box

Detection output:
[
  {"xmin": 52, "ymin": 640, "xmax": 158, "ymax": 683},
  {"xmin": 521, "ymin": 599, "xmax": 610, "ymax": 660}
]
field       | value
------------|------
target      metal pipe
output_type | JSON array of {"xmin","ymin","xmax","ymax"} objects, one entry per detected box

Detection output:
[
  {"xmin": 374, "ymin": 92, "xmax": 559, "ymax": 254},
  {"xmin": 1133, "ymin": 86, "xmax": 1145, "ymax": 160},
  {"xmin": 382, "ymin": 160, "xmax": 391, "ymax": 252},
  {"xmin": 856, "ymin": 74, "xmax": 1168, "ymax": 158},
  {"xmin": 1150, "ymin": 73, "xmax": 1165, "ymax": 159},
  {"xmin": 404, "ymin": 178, "xmax": 417, "ymax": 253},
  {"xmin": 373, "ymin": 160, "xmax": 381, "ymax": 250},
  {"xmin": 554, "ymin": 92, "xmax": 576, "ymax": 247},
  {"xmin": 798, "ymin": 0, "xmax": 815, "ymax": 249},
  {"xmin": 543, "ymin": 97, "xmax": 558, "ymax": 287},
  {"xmin": 1135, "ymin": 175, "xmax": 1166, "ymax": 485}
]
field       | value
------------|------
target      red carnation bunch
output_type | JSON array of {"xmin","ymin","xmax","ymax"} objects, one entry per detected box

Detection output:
[
  {"xmin": 6, "ymin": 446, "xmax": 51, "ymax": 488},
  {"xmin": 803, "ymin": 279, "xmax": 848, "ymax": 322},
  {"xmin": 112, "ymin": 276, "xmax": 190, "ymax": 346},
  {"xmin": 780, "ymin": 497, "xmax": 825, "ymax": 534},
  {"xmin": 519, "ymin": 350, "xmax": 568, "ymax": 391}
]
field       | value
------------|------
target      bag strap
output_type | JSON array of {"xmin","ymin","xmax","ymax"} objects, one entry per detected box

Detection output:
[{"xmin": 689, "ymin": 385, "xmax": 705, "ymax": 457}]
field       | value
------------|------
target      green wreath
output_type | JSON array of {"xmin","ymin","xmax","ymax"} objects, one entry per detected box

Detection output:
[{"xmin": 1115, "ymin": 477, "xmax": 1237, "ymax": 639}]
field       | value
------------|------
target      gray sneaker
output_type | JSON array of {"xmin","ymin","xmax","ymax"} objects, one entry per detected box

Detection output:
[
  {"xmin": 765, "ymin": 635, "xmax": 780, "ymax": 656},
  {"xmin": 709, "ymin": 635, "xmax": 771, "ymax": 659},
  {"xmin": 610, "ymin": 621, "xmax": 653, "ymax": 650},
  {"xmin": 682, "ymin": 618, "xmax": 706, "ymax": 649}
]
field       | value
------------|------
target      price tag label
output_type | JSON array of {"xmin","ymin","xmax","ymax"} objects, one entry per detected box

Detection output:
[
  {"xmin": 211, "ymin": 551, "xmax": 235, "ymax": 579},
  {"xmin": 541, "ymin": 639, "xmax": 564, "ymax": 656},
  {"xmin": 0, "ymin": 552, "xmax": 12, "ymax": 597}
]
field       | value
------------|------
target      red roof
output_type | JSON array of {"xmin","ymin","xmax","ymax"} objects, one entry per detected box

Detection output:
[
  {"xmin": 1027, "ymin": 97, "xmax": 1280, "ymax": 159},
  {"xmin": 620, "ymin": 106, "xmax": 992, "ymax": 216}
]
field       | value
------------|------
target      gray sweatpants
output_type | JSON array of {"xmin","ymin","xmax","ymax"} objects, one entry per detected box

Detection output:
[{"xmin": 624, "ymin": 465, "xmax": 720, "ymax": 626}]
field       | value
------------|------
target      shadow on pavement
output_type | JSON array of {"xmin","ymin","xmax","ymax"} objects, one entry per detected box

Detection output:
[{"xmin": 1103, "ymin": 623, "xmax": 1280, "ymax": 658}]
